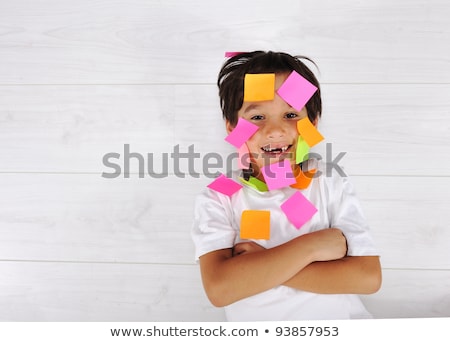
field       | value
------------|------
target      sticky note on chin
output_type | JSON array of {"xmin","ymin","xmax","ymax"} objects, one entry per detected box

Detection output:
[
  {"xmin": 225, "ymin": 117, "xmax": 259, "ymax": 148},
  {"xmin": 240, "ymin": 210, "xmax": 270, "ymax": 240},
  {"xmin": 277, "ymin": 71, "xmax": 317, "ymax": 111},
  {"xmin": 244, "ymin": 73, "xmax": 275, "ymax": 102},
  {"xmin": 297, "ymin": 118, "xmax": 324, "ymax": 147},
  {"xmin": 261, "ymin": 159, "xmax": 296, "ymax": 190},
  {"xmin": 281, "ymin": 192, "xmax": 317, "ymax": 229},
  {"xmin": 207, "ymin": 173, "xmax": 242, "ymax": 197}
]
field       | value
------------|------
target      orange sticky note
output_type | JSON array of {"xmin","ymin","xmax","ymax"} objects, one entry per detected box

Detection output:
[
  {"xmin": 240, "ymin": 210, "xmax": 270, "ymax": 240},
  {"xmin": 290, "ymin": 168, "xmax": 316, "ymax": 190},
  {"xmin": 296, "ymin": 118, "xmax": 324, "ymax": 147},
  {"xmin": 244, "ymin": 73, "xmax": 275, "ymax": 102}
]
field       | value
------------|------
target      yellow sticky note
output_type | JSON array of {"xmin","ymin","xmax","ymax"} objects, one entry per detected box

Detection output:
[
  {"xmin": 240, "ymin": 210, "xmax": 270, "ymax": 240},
  {"xmin": 244, "ymin": 73, "xmax": 275, "ymax": 102},
  {"xmin": 297, "ymin": 118, "xmax": 324, "ymax": 147}
]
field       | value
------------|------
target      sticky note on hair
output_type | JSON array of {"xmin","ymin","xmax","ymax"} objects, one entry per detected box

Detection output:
[
  {"xmin": 261, "ymin": 159, "xmax": 296, "ymax": 190},
  {"xmin": 225, "ymin": 51, "xmax": 244, "ymax": 57},
  {"xmin": 296, "ymin": 136, "xmax": 310, "ymax": 163},
  {"xmin": 296, "ymin": 118, "xmax": 324, "ymax": 147},
  {"xmin": 281, "ymin": 192, "xmax": 317, "ymax": 229},
  {"xmin": 225, "ymin": 117, "xmax": 259, "ymax": 148},
  {"xmin": 244, "ymin": 73, "xmax": 275, "ymax": 102},
  {"xmin": 240, "ymin": 210, "xmax": 270, "ymax": 240},
  {"xmin": 277, "ymin": 71, "xmax": 317, "ymax": 111},
  {"xmin": 207, "ymin": 173, "xmax": 242, "ymax": 197}
]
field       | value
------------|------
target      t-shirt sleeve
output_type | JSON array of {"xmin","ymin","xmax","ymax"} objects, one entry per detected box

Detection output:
[
  {"xmin": 191, "ymin": 188, "xmax": 238, "ymax": 261},
  {"xmin": 328, "ymin": 174, "xmax": 379, "ymax": 256}
]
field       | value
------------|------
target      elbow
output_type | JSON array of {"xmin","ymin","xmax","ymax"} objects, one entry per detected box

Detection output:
[
  {"xmin": 202, "ymin": 279, "xmax": 233, "ymax": 307},
  {"xmin": 362, "ymin": 261, "xmax": 382, "ymax": 294}
]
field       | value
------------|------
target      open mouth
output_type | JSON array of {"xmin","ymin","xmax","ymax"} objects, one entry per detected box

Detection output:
[{"xmin": 261, "ymin": 144, "xmax": 293, "ymax": 155}]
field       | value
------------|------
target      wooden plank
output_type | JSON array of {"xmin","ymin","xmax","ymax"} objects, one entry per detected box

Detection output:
[
  {"xmin": 0, "ymin": 261, "xmax": 225, "ymax": 321},
  {"xmin": 362, "ymin": 269, "xmax": 450, "ymax": 318},
  {"xmin": 0, "ymin": 0, "xmax": 448, "ymax": 84},
  {"xmin": 0, "ymin": 261, "xmax": 447, "ymax": 321},
  {"xmin": 0, "ymin": 173, "xmax": 449, "ymax": 269},
  {"xmin": 1, "ymin": 84, "xmax": 449, "ymax": 176}
]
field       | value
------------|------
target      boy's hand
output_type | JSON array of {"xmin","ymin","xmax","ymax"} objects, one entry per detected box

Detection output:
[
  {"xmin": 233, "ymin": 241, "xmax": 266, "ymax": 257},
  {"xmin": 304, "ymin": 228, "xmax": 348, "ymax": 262}
]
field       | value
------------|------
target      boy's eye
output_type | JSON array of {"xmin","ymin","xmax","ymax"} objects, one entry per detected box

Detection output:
[
  {"xmin": 285, "ymin": 112, "xmax": 298, "ymax": 119},
  {"xmin": 250, "ymin": 114, "xmax": 264, "ymax": 120}
]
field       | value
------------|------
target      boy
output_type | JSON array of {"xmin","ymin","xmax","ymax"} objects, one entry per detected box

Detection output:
[{"xmin": 191, "ymin": 51, "xmax": 381, "ymax": 321}]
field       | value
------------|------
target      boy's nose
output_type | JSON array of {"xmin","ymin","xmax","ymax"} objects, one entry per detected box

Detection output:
[{"xmin": 265, "ymin": 122, "xmax": 286, "ymax": 139}]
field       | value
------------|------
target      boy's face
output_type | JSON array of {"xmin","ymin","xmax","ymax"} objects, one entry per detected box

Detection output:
[{"xmin": 226, "ymin": 73, "xmax": 316, "ymax": 181}]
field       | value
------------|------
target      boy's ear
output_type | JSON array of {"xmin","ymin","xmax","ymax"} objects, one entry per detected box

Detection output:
[{"xmin": 225, "ymin": 120, "xmax": 235, "ymax": 134}]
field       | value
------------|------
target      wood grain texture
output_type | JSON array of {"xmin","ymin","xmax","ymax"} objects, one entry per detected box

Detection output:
[
  {"xmin": 0, "ymin": 0, "xmax": 449, "ymax": 322},
  {"xmin": 0, "ymin": 173, "xmax": 449, "ymax": 270},
  {"xmin": 1, "ymin": 84, "xmax": 449, "ymax": 175},
  {"xmin": 0, "ymin": 0, "xmax": 449, "ymax": 84}
]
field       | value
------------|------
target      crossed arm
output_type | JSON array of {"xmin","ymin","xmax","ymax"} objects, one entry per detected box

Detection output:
[{"xmin": 198, "ymin": 228, "xmax": 382, "ymax": 307}]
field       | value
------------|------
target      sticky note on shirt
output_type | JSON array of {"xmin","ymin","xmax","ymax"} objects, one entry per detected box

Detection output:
[
  {"xmin": 261, "ymin": 159, "xmax": 296, "ymax": 190},
  {"xmin": 244, "ymin": 73, "xmax": 275, "ymax": 102},
  {"xmin": 240, "ymin": 210, "xmax": 270, "ymax": 240},
  {"xmin": 296, "ymin": 118, "xmax": 324, "ymax": 147},
  {"xmin": 281, "ymin": 191, "xmax": 317, "ymax": 229},
  {"xmin": 277, "ymin": 71, "xmax": 317, "ymax": 111},
  {"xmin": 207, "ymin": 173, "xmax": 242, "ymax": 197},
  {"xmin": 225, "ymin": 117, "xmax": 259, "ymax": 148}
]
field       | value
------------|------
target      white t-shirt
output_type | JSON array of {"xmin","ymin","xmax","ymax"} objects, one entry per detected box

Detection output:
[{"xmin": 191, "ymin": 159, "xmax": 378, "ymax": 321}]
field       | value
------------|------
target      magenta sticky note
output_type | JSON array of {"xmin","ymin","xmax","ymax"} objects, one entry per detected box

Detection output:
[
  {"xmin": 261, "ymin": 159, "xmax": 296, "ymax": 190},
  {"xmin": 207, "ymin": 173, "xmax": 243, "ymax": 197},
  {"xmin": 281, "ymin": 191, "xmax": 318, "ymax": 229},
  {"xmin": 225, "ymin": 52, "xmax": 244, "ymax": 57},
  {"xmin": 238, "ymin": 143, "xmax": 251, "ymax": 169},
  {"xmin": 276, "ymin": 71, "xmax": 318, "ymax": 111},
  {"xmin": 225, "ymin": 117, "xmax": 259, "ymax": 148}
]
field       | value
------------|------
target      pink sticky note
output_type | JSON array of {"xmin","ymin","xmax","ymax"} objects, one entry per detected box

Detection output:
[
  {"xmin": 225, "ymin": 117, "xmax": 259, "ymax": 148},
  {"xmin": 281, "ymin": 191, "xmax": 317, "ymax": 229},
  {"xmin": 225, "ymin": 52, "xmax": 244, "ymax": 57},
  {"xmin": 276, "ymin": 71, "xmax": 318, "ymax": 111},
  {"xmin": 261, "ymin": 159, "xmax": 296, "ymax": 190},
  {"xmin": 207, "ymin": 173, "xmax": 243, "ymax": 197},
  {"xmin": 238, "ymin": 143, "xmax": 251, "ymax": 169}
]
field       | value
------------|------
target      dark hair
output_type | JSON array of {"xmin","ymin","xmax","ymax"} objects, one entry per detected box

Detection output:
[{"xmin": 217, "ymin": 51, "xmax": 322, "ymax": 126}]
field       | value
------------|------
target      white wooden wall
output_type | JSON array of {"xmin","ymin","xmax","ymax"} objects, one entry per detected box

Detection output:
[{"xmin": 0, "ymin": 0, "xmax": 449, "ymax": 321}]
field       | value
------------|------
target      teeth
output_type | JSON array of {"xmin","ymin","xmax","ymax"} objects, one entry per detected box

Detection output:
[{"xmin": 262, "ymin": 145, "xmax": 289, "ymax": 153}]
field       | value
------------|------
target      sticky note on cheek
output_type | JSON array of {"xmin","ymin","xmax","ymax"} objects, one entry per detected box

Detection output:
[
  {"xmin": 296, "ymin": 136, "xmax": 310, "ymax": 163},
  {"xmin": 297, "ymin": 118, "xmax": 324, "ymax": 147},
  {"xmin": 240, "ymin": 210, "xmax": 270, "ymax": 240},
  {"xmin": 244, "ymin": 73, "xmax": 275, "ymax": 102},
  {"xmin": 225, "ymin": 117, "xmax": 259, "ymax": 148}
]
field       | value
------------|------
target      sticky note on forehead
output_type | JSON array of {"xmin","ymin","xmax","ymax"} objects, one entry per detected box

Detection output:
[
  {"xmin": 240, "ymin": 210, "xmax": 270, "ymax": 240},
  {"xmin": 277, "ymin": 71, "xmax": 317, "ymax": 111},
  {"xmin": 225, "ymin": 117, "xmax": 259, "ymax": 148},
  {"xmin": 207, "ymin": 173, "xmax": 242, "ymax": 197},
  {"xmin": 281, "ymin": 191, "xmax": 317, "ymax": 229},
  {"xmin": 297, "ymin": 118, "xmax": 324, "ymax": 147},
  {"xmin": 244, "ymin": 73, "xmax": 275, "ymax": 102}
]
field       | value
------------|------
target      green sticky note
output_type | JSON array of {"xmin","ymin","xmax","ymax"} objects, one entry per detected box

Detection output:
[{"xmin": 296, "ymin": 136, "xmax": 310, "ymax": 163}]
